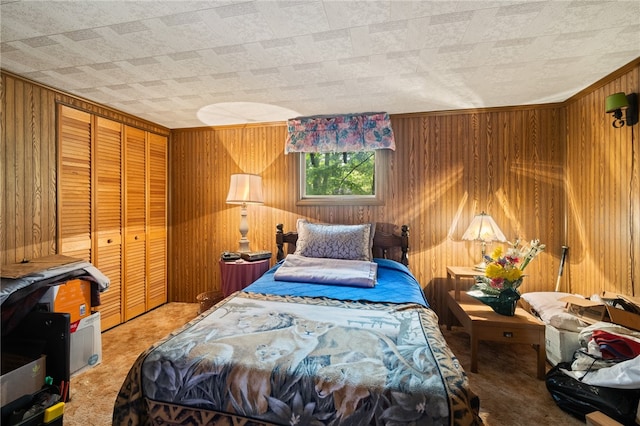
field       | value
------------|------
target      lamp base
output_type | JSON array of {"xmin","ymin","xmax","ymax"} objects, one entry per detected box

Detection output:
[
  {"xmin": 473, "ymin": 261, "xmax": 487, "ymax": 272},
  {"xmin": 238, "ymin": 239, "xmax": 250, "ymax": 253},
  {"xmin": 237, "ymin": 204, "xmax": 250, "ymax": 253}
]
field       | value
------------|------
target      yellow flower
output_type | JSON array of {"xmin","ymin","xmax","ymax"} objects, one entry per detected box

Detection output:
[
  {"xmin": 485, "ymin": 263, "xmax": 503, "ymax": 278},
  {"xmin": 505, "ymin": 268, "xmax": 523, "ymax": 282},
  {"xmin": 491, "ymin": 246, "xmax": 503, "ymax": 259}
]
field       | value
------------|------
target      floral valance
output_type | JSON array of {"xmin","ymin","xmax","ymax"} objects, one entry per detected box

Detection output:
[{"xmin": 285, "ymin": 112, "xmax": 396, "ymax": 154}]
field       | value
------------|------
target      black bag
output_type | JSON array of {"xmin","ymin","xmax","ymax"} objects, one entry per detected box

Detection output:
[{"xmin": 545, "ymin": 362, "xmax": 640, "ymax": 425}]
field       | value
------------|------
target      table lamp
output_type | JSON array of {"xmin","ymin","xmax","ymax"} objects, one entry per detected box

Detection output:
[
  {"xmin": 461, "ymin": 211, "xmax": 507, "ymax": 271},
  {"xmin": 226, "ymin": 173, "xmax": 264, "ymax": 252}
]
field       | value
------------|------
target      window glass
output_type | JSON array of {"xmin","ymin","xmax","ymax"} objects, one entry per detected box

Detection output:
[{"xmin": 297, "ymin": 151, "xmax": 386, "ymax": 205}]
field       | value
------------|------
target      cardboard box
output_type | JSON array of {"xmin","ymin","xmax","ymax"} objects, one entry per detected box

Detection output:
[
  {"xmin": 0, "ymin": 354, "xmax": 46, "ymax": 406},
  {"xmin": 561, "ymin": 296, "xmax": 607, "ymax": 323},
  {"xmin": 40, "ymin": 279, "xmax": 92, "ymax": 323},
  {"xmin": 561, "ymin": 295, "xmax": 640, "ymax": 331},
  {"xmin": 1, "ymin": 254, "xmax": 82, "ymax": 279},
  {"xmin": 70, "ymin": 312, "xmax": 102, "ymax": 377},
  {"xmin": 545, "ymin": 324, "xmax": 581, "ymax": 366},
  {"xmin": 600, "ymin": 292, "xmax": 640, "ymax": 331}
]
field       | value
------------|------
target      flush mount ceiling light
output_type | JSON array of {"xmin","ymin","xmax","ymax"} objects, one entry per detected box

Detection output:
[
  {"xmin": 605, "ymin": 92, "xmax": 639, "ymax": 128},
  {"xmin": 197, "ymin": 102, "xmax": 300, "ymax": 126}
]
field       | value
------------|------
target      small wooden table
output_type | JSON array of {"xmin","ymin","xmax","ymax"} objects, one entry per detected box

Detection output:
[
  {"xmin": 447, "ymin": 265, "xmax": 482, "ymax": 300},
  {"xmin": 219, "ymin": 258, "xmax": 270, "ymax": 296},
  {"xmin": 447, "ymin": 290, "xmax": 546, "ymax": 379}
]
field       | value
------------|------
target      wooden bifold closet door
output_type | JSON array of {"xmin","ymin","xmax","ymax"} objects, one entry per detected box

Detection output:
[
  {"xmin": 94, "ymin": 117, "xmax": 124, "ymax": 330},
  {"xmin": 58, "ymin": 107, "xmax": 92, "ymax": 260},
  {"xmin": 147, "ymin": 132, "xmax": 167, "ymax": 310},
  {"xmin": 58, "ymin": 105, "xmax": 167, "ymax": 330},
  {"xmin": 123, "ymin": 126, "xmax": 147, "ymax": 321}
]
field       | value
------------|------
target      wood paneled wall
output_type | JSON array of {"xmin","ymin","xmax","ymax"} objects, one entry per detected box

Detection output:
[
  {"xmin": 1, "ymin": 71, "xmax": 169, "ymax": 265},
  {"xmin": 170, "ymin": 105, "xmax": 568, "ymax": 316},
  {"xmin": 4, "ymin": 59, "xmax": 640, "ymax": 319},
  {"xmin": 565, "ymin": 60, "xmax": 640, "ymax": 298},
  {"xmin": 1, "ymin": 75, "xmax": 58, "ymax": 263}
]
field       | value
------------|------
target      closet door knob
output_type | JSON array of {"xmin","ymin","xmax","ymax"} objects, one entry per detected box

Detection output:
[{"xmin": 107, "ymin": 239, "xmax": 113, "ymax": 244}]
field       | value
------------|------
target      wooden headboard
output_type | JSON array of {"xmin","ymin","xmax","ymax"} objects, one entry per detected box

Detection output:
[{"xmin": 276, "ymin": 223, "xmax": 410, "ymax": 266}]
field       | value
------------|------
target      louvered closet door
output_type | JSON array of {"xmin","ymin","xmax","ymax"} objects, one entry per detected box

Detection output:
[
  {"xmin": 124, "ymin": 126, "xmax": 147, "ymax": 321},
  {"xmin": 95, "ymin": 117, "xmax": 123, "ymax": 330},
  {"xmin": 147, "ymin": 133, "xmax": 167, "ymax": 310},
  {"xmin": 58, "ymin": 105, "xmax": 92, "ymax": 260}
]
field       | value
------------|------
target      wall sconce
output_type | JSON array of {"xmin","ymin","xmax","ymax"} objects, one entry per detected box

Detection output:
[{"xmin": 605, "ymin": 92, "xmax": 638, "ymax": 128}]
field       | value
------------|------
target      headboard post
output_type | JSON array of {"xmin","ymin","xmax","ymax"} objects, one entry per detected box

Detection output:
[
  {"xmin": 276, "ymin": 224, "xmax": 299, "ymax": 261},
  {"xmin": 276, "ymin": 223, "xmax": 285, "ymax": 261},
  {"xmin": 400, "ymin": 224, "xmax": 409, "ymax": 266}
]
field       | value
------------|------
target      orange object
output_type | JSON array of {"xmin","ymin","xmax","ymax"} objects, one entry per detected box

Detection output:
[{"xmin": 53, "ymin": 279, "xmax": 92, "ymax": 323}]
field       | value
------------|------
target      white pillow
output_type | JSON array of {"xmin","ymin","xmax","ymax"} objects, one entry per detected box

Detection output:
[
  {"xmin": 521, "ymin": 292, "xmax": 589, "ymax": 332},
  {"xmin": 294, "ymin": 219, "xmax": 373, "ymax": 261}
]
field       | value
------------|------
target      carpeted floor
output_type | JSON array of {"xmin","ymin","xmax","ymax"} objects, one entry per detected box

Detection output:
[{"xmin": 64, "ymin": 302, "xmax": 584, "ymax": 425}]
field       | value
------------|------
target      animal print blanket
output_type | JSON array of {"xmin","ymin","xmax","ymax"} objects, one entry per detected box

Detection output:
[{"xmin": 113, "ymin": 292, "xmax": 481, "ymax": 425}]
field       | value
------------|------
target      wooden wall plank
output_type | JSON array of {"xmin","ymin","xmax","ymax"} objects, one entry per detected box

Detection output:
[
  {"xmin": 1, "ymin": 75, "xmax": 15, "ymax": 263},
  {"xmin": 14, "ymin": 78, "xmax": 25, "ymax": 262}
]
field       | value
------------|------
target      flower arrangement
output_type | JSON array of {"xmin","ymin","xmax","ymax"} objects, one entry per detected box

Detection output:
[{"xmin": 472, "ymin": 239, "xmax": 546, "ymax": 296}]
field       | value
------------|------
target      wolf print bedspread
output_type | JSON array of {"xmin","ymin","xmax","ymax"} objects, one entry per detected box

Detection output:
[{"xmin": 113, "ymin": 292, "xmax": 481, "ymax": 425}]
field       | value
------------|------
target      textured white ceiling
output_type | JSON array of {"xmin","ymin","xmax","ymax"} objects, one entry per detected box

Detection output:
[{"xmin": 2, "ymin": 0, "xmax": 639, "ymax": 129}]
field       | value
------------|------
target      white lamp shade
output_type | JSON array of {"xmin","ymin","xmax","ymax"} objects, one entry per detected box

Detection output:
[
  {"xmin": 461, "ymin": 212, "xmax": 507, "ymax": 242},
  {"xmin": 226, "ymin": 174, "xmax": 264, "ymax": 205}
]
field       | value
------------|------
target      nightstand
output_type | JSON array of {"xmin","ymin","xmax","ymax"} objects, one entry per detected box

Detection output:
[
  {"xmin": 447, "ymin": 265, "xmax": 481, "ymax": 300},
  {"xmin": 219, "ymin": 258, "xmax": 270, "ymax": 297},
  {"xmin": 447, "ymin": 290, "xmax": 546, "ymax": 379},
  {"xmin": 440, "ymin": 266, "xmax": 481, "ymax": 326}
]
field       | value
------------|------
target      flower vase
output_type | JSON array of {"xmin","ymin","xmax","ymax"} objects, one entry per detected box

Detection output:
[{"xmin": 468, "ymin": 287, "xmax": 521, "ymax": 316}]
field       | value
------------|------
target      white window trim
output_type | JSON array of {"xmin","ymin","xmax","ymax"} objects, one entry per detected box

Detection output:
[{"xmin": 295, "ymin": 150, "xmax": 388, "ymax": 206}]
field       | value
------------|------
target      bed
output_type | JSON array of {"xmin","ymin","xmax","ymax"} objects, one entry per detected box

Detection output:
[{"xmin": 113, "ymin": 221, "xmax": 481, "ymax": 425}]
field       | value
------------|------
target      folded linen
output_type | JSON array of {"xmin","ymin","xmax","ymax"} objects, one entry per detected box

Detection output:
[
  {"xmin": 274, "ymin": 254, "xmax": 377, "ymax": 288},
  {"xmin": 592, "ymin": 329, "xmax": 640, "ymax": 360}
]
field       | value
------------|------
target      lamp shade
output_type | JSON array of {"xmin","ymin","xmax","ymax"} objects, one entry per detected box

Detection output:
[
  {"xmin": 461, "ymin": 212, "xmax": 507, "ymax": 243},
  {"xmin": 605, "ymin": 92, "xmax": 629, "ymax": 113},
  {"xmin": 226, "ymin": 174, "xmax": 264, "ymax": 205}
]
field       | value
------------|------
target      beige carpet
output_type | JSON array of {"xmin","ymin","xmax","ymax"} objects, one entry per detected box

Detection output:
[{"xmin": 64, "ymin": 303, "xmax": 584, "ymax": 425}]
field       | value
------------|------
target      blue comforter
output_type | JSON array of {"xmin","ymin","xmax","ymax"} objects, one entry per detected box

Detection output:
[{"xmin": 244, "ymin": 258, "xmax": 428, "ymax": 307}]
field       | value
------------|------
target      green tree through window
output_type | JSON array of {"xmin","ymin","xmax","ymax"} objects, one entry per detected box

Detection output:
[{"xmin": 305, "ymin": 152, "xmax": 375, "ymax": 196}]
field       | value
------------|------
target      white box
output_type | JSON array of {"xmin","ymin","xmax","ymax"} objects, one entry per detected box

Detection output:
[
  {"xmin": 70, "ymin": 312, "xmax": 102, "ymax": 376},
  {"xmin": 545, "ymin": 324, "xmax": 581, "ymax": 366}
]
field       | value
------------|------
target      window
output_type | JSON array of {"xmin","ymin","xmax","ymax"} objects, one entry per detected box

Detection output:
[
  {"xmin": 285, "ymin": 112, "xmax": 395, "ymax": 205},
  {"xmin": 297, "ymin": 150, "xmax": 387, "ymax": 206}
]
